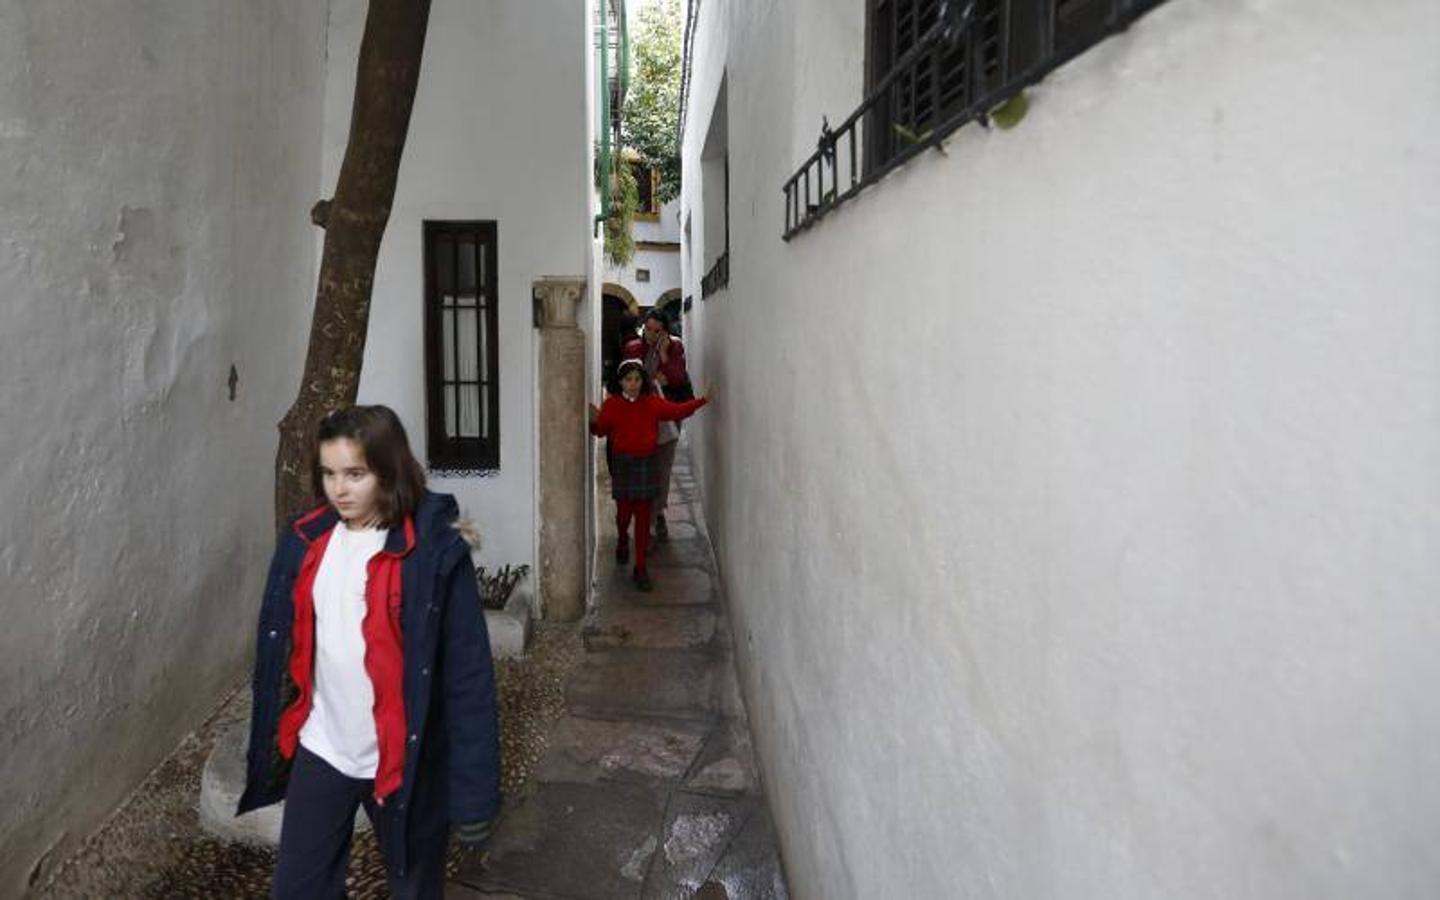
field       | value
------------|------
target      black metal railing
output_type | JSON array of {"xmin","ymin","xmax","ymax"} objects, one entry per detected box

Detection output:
[
  {"xmin": 701, "ymin": 251, "xmax": 730, "ymax": 298},
  {"xmin": 782, "ymin": 0, "xmax": 1169, "ymax": 240}
]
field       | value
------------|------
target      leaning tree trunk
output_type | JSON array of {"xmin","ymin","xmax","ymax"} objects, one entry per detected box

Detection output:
[{"xmin": 274, "ymin": 0, "xmax": 433, "ymax": 530}]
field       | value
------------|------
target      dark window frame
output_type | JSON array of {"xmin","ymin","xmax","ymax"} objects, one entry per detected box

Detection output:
[
  {"xmin": 632, "ymin": 161, "xmax": 661, "ymax": 218},
  {"xmin": 785, "ymin": 0, "xmax": 1170, "ymax": 239},
  {"xmin": 422, "ymin": 220, "xmax": 501, "ymax": 473}
]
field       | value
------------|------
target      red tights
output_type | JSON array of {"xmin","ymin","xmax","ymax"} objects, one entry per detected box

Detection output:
[{"xmin": 615, "ymin": 498, "xmax": 652, "ymax": 573}]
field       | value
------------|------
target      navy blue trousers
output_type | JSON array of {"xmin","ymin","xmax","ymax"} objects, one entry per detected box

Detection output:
[{"xmin": 271, "ymin": 745, "xmax": 447, "ymax": 900}]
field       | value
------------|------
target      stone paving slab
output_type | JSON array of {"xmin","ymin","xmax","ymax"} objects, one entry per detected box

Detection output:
[
  {"xmin": 642, "ymin": 793, "xmax": 756, "ymax": 900},
  {"xmin": 602, "ymin": 566, "xmax": 717, "ymax": 607},
  {"xmin": 584, "ymin": 605, "xmax": 718, "ymax": 651},
  {"xmin": 645, "ymin": 536, "xmax": 717, "ymax": 572},
  {"xmin": 567, "ymin": 649, "xmax": 723, "ymax": 722},
  {"xmin": 444, "ymin": 888, "xmax": 528, "ymax": 899},
  {"xmin": 454, "ymin": 780, "xmax": 667, "ymax": 900},
  {"xmin": 654, "ymin": 501, "xmax": 697, "ymax": 525},
  {"xmin": 656, "ymin": 518, "xmax": 704, "ymax": 543},
  {"xmin": 703, "ymin": 807, "xmax": 790, "ymax": 900},
  {"xmin": 536, "ymin": 716, "xmax": 711, "ymax": 787},
  {"xmin": 683, "ymin": 718, "xmax": 759, "ymax": 798}
]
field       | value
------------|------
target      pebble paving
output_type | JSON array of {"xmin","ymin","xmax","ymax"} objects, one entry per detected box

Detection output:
[{"xmin": 35, "ymin": 622, "xmax": 583, "ymax": 899}]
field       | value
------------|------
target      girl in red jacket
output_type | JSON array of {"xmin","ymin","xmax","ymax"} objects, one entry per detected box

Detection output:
[{"xmin": 590, "ymin": 359, "xmax": 708, "ymax": 590}]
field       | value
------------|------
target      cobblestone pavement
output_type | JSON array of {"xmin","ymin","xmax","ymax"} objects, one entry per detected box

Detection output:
[
  {"xmin": 451, "ymin": 445, "xmax": 790, "ymax": 900},
  {"xmin": 36, "ymin": 622, "xmax": 583, "ymax": 899}
]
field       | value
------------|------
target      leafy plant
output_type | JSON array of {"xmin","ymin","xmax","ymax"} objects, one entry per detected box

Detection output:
[
  {"xmin": 989, "ymin": 91, "xmax": 1030, "ymax": 130},
  {"xmin": 621, "ymin": 0, "xmax": 682, "ymax": 205},
  {"xmin": 605, "ymin": 155, "xmax": 639, "ymax": 267},
  {"xmin": 475, "ymin": 563, "xmax": 531, "ymax": 612},
  {"xmin": 892, "ymin": 122, "xmax": 934, "ymax": 146}
]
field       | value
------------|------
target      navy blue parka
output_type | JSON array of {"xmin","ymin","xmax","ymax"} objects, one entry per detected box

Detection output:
[{"xmin": 238, "ymin": 490, "xmax": 500, "ymax": 874}]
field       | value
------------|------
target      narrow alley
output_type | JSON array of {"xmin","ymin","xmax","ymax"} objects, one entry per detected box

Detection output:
[{"xmin": 4, "ymin": 1, "xmax": 1438, "ymax": 897}]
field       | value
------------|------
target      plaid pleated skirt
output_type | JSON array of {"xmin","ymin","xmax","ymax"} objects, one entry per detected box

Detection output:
[{"xmin": 610, "ymin": 452, "xmax": 659, "ymax": 500}]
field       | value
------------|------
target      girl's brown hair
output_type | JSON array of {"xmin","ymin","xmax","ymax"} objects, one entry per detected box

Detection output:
[{"xmin": 310, "ymin": 405, "xmax": 427, "ymax": 528}]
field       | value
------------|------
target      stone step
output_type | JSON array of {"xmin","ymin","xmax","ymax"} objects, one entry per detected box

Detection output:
[
  {"xmin": 453, "ymin": 780, "xmax": 668, "ymax": 899},
  {"xmin": 699, "ymin": 806, "xmax": 790, "ymax": 900},
  {"xmin": 643, "ymin": 792, "xmax": 757, "ymax": 900},
  {"xmin": 535, "ymin": 715, "xmax": 712, "ymax": 787},
  {"xmin": 198, "ymin": 724, "xmax": 369, "ymax": 847},
  {"xmin": 645, "ymin": 536, "xmax": 717, "ymax": 572},
  {"xmin": 682, "ymin": 718, "xmax": 759, "ymax": 798},
  {"xmin": 567, "ymin": 649, "xmax": 726, "ymax": 722},
  {"xmin": 600, "ymin": 565, "xmax": 718, "ymax": 607},
  {"xmin": 583, "ymin": 605, "xmax": 718, "ymax": 651}
]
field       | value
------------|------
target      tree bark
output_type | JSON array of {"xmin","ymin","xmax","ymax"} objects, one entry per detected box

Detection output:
[{"xmin": 274, "ymin": 0, "xmax": 433, "ymax": 530}]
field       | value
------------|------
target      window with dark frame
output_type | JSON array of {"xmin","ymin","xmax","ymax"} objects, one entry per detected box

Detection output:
[
  {"xmin": 632, "ymin": 162, "xmax": 660, "ymax": 216},
  {"xmin": 423, "ymin": 221, "xmax": 500, "ymax": 473},
  {"xmin": 785, "ymin": 0, "xmax": 1169, "ymax": 238}
]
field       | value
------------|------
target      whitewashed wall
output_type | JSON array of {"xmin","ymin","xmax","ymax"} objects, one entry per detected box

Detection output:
[
  {"xmin": 324, "ymin": 0, "xmax": 595, "ymax": 577},
  {"xmin": 0, "ymin": 3, "xmax": 328, "ymax": 892},
  {"xmin": 604, "ymin": 198, "xmax": 683, "ymax": 311},
  {"xmin": 680, "ymin": 1, "xmax": 1440, "ymax": 897}
]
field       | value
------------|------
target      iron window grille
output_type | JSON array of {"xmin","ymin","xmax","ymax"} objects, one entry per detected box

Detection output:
[
  {"xmin": 783, "ymin": 0, "xmax": 1169, "ymax": 239},
  {"xmin": 701, "ymin": 154, "xmax": 731, "ymax": 299},
  {"xmin": 423, "ymin": 221, "xmax": 501, "ymax": 472},
  {"xmin": 701, "ymin": 251, "xmax": 729, "ymax": 298}
]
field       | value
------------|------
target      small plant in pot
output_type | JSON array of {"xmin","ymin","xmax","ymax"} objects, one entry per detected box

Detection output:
[{"xmin": 475, "ymin": 563, "xmax": 531, "ymax": 612}]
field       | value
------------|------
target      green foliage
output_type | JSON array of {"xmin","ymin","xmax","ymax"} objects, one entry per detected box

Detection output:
[
  {"xmin": 892, "ymin": 123, "xmax": 933, "ymax": 146},
  {"xmin": 605, "ymin": 155, "xmax": 639, "ymax": 267},
  {"xmin": 989, "ymin": 91, "xmax": 1030, "ymax": 130},
  {"xmin": 476, "ymin": 563, "xmax": 531, "ymax": 611},
  {"xmin": 622, "ymin": 0, "xmax": 682, "ymax": 205}
]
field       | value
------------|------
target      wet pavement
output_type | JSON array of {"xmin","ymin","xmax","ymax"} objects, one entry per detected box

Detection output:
[{"xmin": 450, "ymin": 446, "xmax": 789, "ymax": 900}]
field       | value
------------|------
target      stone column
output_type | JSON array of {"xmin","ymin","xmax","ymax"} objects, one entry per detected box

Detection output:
[{"xmin": 534, "ymin": 276, "xmax": 588, "ymax": 621}]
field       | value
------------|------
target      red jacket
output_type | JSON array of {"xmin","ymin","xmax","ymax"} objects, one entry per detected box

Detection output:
[
  {"xmin": 651, "ymin": 336, "xmax": 689, "ymax": 389},
  {"xmin": 591, "ymin": 393, "xmax": 707, "ymax": 456},
  {"xmin": 277, "ymin": 505, "xmax": 414, "ymax": 802}
]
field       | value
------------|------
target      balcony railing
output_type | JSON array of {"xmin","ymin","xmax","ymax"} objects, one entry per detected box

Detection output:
[{"xmin": 782, "ymin": 0, "xmax": 1169, "ymax": 240}]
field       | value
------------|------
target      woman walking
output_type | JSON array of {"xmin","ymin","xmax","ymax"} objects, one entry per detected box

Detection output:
[
  {"xmin": 590, "ymin": 359, "xmax": 708, "ymax": 590},
  {"xmin": 239, "ymin": 405, "xmax": 499, "ymax": 899},
  {"xmin": 640, "ymin": 310, "xmax": 693, "ymax": 541}
]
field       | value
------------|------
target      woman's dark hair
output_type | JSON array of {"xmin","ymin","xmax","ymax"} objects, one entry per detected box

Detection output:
[
  {"xmin": 644, "ymin": 309, "xmax": 671, "ymax": 332},
  {"xmin": 310, "ymin": 405, "xmax": 427, "ymax": 528},
  {"xmin": 619, "ymin": 312, "xmax": 641, "ymax": 344}
]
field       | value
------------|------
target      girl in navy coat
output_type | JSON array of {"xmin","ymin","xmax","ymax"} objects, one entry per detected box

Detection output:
[{"xmin": 240, "ymin": 405, "xmax": 499, "ymax": 900}]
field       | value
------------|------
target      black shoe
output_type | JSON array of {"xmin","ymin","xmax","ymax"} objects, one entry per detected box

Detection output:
[
  {"xmin": 615, "ymin": 542, "xmax": 629, "ymax": 564},
  {"xmin": 632, "ymin": 568, "xmax": 653, "ymax": 592},
  {"xmin": 654, "ymin": 515, "xmax": 669, "ymax": 543}
]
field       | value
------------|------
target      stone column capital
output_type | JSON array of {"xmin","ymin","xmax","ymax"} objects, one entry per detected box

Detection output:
[{"xmin": 533, "ymin": 277, "xmax": 586, "ymax": 329}]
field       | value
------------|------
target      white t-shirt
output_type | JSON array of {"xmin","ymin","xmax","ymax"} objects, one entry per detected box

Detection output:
[{"xmin": 299, "ymin": 521, "xmax": 389, "ymax": 779}]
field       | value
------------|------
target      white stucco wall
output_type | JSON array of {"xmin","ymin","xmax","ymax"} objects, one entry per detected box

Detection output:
[
  {"xmin": 0, "ymin": 3, "xmax": 328, "ymax": 892},
  {"xmin": 680, "ymin": 1, "xmax": 1440, "ymax": 897},
  {"xmin": 604, "ymin": 198, "xmax": 683, "ymax": 311},
  {"xmin": 323, "ymin": 0, "xmax": 595, "ymax": 578}
]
